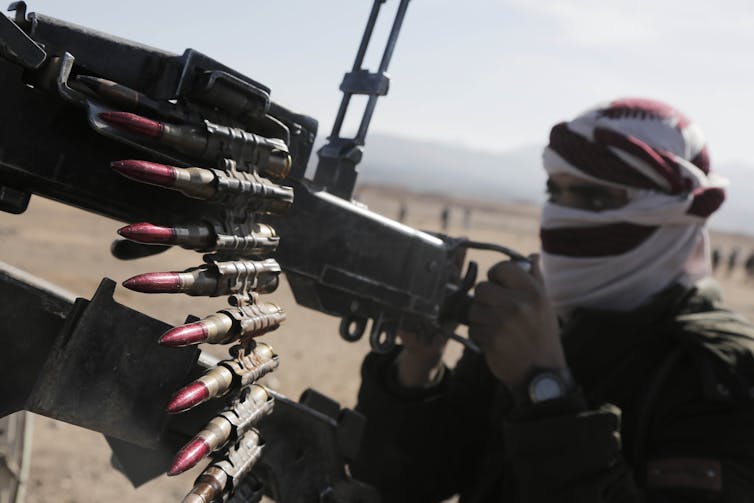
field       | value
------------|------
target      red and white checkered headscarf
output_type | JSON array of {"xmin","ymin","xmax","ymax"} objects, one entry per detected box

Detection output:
[{"xmin": 540, "ymin": 98, "xmax": 728, "ymax": 315}]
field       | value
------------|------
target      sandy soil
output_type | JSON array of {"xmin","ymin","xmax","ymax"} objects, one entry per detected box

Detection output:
[{"xmin": 2, "ymin": 185, "xmax": 754, "ymax": 502}]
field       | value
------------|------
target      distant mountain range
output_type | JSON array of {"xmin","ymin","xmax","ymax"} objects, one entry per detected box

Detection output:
[{"xmin": 312, "ymin": 133, "xmax": 754, "ymax": 235}]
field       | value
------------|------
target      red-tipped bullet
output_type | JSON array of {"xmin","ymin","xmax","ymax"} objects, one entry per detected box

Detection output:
[
  {"xmin": 168, "ymin": 437, "xmax": 211, "ymax": 476},
  {"xmin": 167, "ymin": 381, "xmax": 210, "ymax": 414},
  {"xmin": 123, "ymin": 272, "xmax": 183, "ymax": 293},
  {"xmin": 159, "ymin": 322, "xmax": 209, "ymax": 347},
  {"xmin": 99, "ymin": 111, "xmax": 164, "ymax": 138},
  {"xmin": 111, "ymin": 160, "xmax": 178, "ymax": 187},
  {"xmin": 118, "ymin": 222, "xmax": 176, "ymax": 245}
]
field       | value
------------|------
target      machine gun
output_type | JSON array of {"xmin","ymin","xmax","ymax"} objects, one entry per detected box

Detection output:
[{"xmin": 0, "ymin": 2, "xmax": 526, "ymax": 501}]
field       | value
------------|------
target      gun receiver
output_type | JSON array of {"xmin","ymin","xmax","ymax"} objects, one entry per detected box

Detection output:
[{"xmin": 0, "ymin": 5, "xmax": 475, "ymax": 352}]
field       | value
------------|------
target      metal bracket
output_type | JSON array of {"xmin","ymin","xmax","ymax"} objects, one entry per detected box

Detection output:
[
  {"xmin": 339, "ymin": 70, "xmax": 389, "ymax": 96},
  {"xmin": 0, "ymin": 2, "xmax": 45, "ymax": 68},
  {"xmin": 0, "ymin": 185, "xmax": 30, "ymax": 214},
  {"xmin": 313, "ymin": 0, "xmax": 411, "ymax": 199},
  {"xmin": 26, "ymin": 278, "xmax": 199, "ymax": 448}
]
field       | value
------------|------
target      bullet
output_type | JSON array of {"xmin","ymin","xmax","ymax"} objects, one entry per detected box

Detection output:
[
  {"xmin": 181, "ymin": 466, "xmax": 228, "ymax": 503},
  {"xmin": 159, "ymin": 303, "xmax": 285, "ymax": 347},
  {"xmin": 158, "ymin": 322, "xmax": 210, "ymax": 347},
  {"xmin": 166, "ymin": 381, "xmax": 210, "ymax": 415},
  {"xmin": 167, "ymin": 345, "xmax": 277, "ymax": 413},
  {"xmin": 100, "ymin": 110, "xmax": 291, "ymax": 180},
  {"xmin": 123, "ymin": 272, "xmax": 182, "ymax": 293},
  {"xmin": 180, "ymin": 430, "xmax": 262, "ymax": 503},
  {"xmin": 100, "ymin": 111, "xmax": 207, "ymax": 154},
  {"xmin": 168, "ymin": 437, "xmax": 211, "ymax": 476},
  {"xmin": 111, "ymin": 160, "xmax": 177, "ymax": 187},
  {"xmin": 118, "ymin": 222, "xmax": 213, "ymax": 248},
  {"xmin": 118, "ymin": 221, "xmax": 279, "ymax": 255},
  {"xmin": 169, "ymin": 385, "xmax": 271, "ymax": 474},
  {"xmin": 122, "ymin": 259, "xmax": 281, "ymax": 297},
  {"xmin": 118, "ymin": 222, "xmax": 177, "ymax": 245},
  {"xmin": 111, "ymin": 159, "xmax": 293, "ymax": 210},
  {"xmin": 111, "ymin": 160, "xmax": 217, "ymax": 200},
  {"xmin": 167, "ymin": 366, "xmax": 234, "ymax": 414},
  {"xmin": 159, "ymin": 313, "xmax": 232, "ymax": 347},
  {"xmin": 78, "ymin": 76, "xmax": 156, "ymax": 112},
  {"xmin": 99, "ymin": 111, "xmax": 164, "ymax": 138},
  {"xmin": 79, "ymin": 76, "xmax": 201, "ymax": 124}
]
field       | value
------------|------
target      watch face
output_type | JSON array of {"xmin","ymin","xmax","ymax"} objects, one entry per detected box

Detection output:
[{"xmin": 529, "ymin": 373, "xmax": 566, "ymax": 403}]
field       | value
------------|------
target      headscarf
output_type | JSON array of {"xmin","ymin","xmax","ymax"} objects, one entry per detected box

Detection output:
[{"xmin": 540, "ymin": 98, "xmax": 728, "ymax": 315}]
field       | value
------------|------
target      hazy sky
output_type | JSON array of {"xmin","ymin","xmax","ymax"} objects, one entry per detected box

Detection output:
[{"xmin": 21, "ymin": 0, "xmax": 754, "ymax": 165}]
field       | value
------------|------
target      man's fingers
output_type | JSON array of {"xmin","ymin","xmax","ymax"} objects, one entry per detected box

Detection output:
[
  {"xmin": 468, "ymin": 300, "xmax": 530, "ymax": 328},
  {"xmin": 487, "ymin": 260, "xmax": 540, "ymax": 293},
  {"xmin": 474, "ymin": 281, "xmax": 530, "ymax": 306}
]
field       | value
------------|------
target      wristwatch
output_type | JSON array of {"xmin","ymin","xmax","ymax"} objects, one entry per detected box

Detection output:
[{"xmin": 526, "ymin": 368, "xmax": 575, "ymax": 404}]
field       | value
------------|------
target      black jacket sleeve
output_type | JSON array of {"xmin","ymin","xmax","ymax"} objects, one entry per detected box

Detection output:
[
  {"xmin": 351, "ymin": 347, "xmax": 499, "ymax": 502},
  {"xmin": 352, "ymin": 345, "xmax": 754, "ymax": 502},
  {"xmin": 503, "ymin": 351, "xmax": 754, "ymax": 502}
]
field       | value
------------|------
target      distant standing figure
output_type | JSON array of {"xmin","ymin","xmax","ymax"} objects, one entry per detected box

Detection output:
[
  {"xmin": 711, "ymin": 247, "xmax": 721, "ymax": 274},
  {"xmin": 440, "ymin": 205, "xmax": 450, "ymax": 232},
  {"xmin": 397, "ymin": 201, "xmax": 407, "ymax": 223},
  {"xmin": 745, "ymin": 252, "xmax": 754, "ymax": 282},
  {"xmin": 727, "ymin": 247, "xmax": 740, "ymax": 276}
]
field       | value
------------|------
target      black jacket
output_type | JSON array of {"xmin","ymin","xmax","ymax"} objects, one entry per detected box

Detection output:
[{"xmin": 352, "ymin": 280, "xmax": 754, "ymax": 502}]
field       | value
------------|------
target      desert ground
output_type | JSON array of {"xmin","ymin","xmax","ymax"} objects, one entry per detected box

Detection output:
[{"xmin": 2, "ymin": 184, "xmax": 754, "ymax": 502}]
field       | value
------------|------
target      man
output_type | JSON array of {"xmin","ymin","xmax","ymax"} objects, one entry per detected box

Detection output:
[{"xmin": 352, "ymin": 98, "xmax": 754, "ymax": 501}]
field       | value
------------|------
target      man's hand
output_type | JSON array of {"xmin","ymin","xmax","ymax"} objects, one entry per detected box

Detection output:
[
  {"xmin": 395, "ymin": 329, "xmax": 449, "ymax": 388},
  {"xmin": 468, "ymin": 254, "xmax": 566, "ymax": 389}
]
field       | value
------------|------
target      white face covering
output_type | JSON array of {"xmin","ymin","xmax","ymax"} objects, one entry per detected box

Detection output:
[
  {"xmin": 540, "ymin": 99, "xmax": 728, "ymax": 316},
  {"xmin": 541, "ymin": 201, "xmax": 709, "ymax": 315}
]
